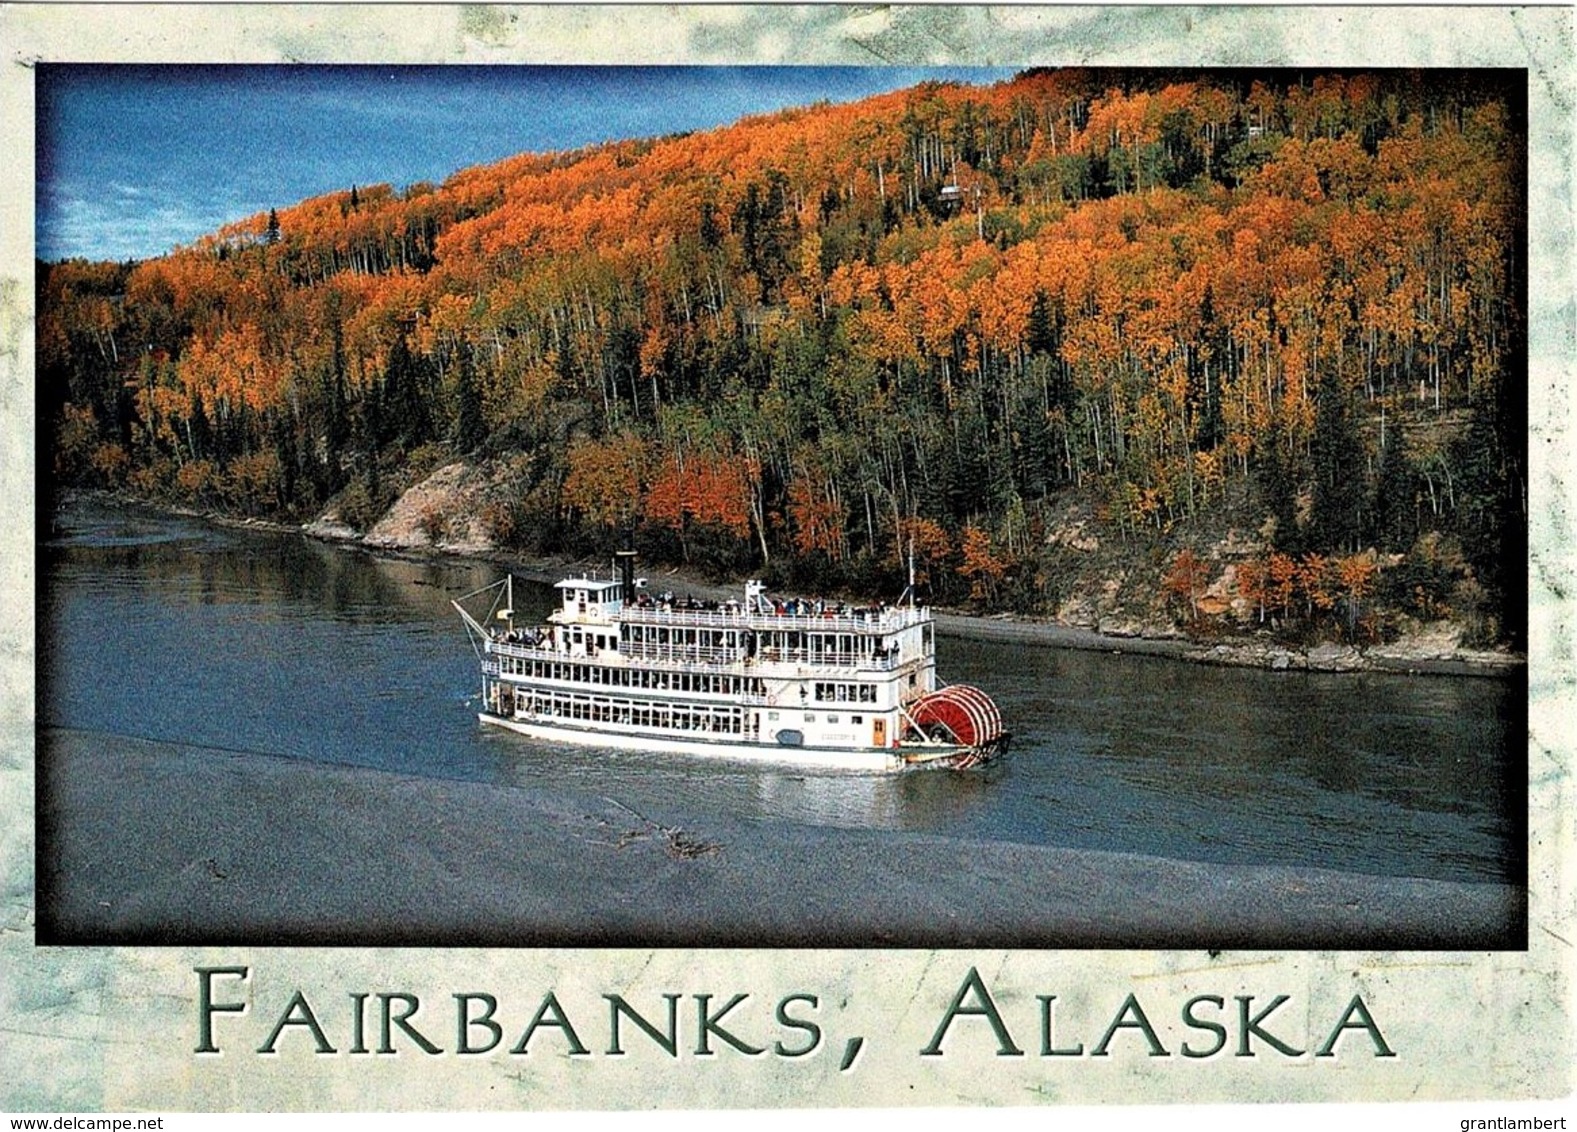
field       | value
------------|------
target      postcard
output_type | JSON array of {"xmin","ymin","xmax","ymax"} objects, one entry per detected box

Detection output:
[{"xmin": 1, "ymin": 3, "xmax": 1571, "ymax": 1117}]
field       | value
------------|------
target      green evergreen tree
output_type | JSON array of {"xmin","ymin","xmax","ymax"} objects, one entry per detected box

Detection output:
[
  {"xmin": 452, "ymin": 346, "xmax": 486, "ymax": 454},
  {"xmin": 327, "ymin": 319, "xmax": 350, "ymax": 454},
  {"xmin": 1025, "ymin": 291, "xmax": 1058, "ymax": 359},
  {"xmin": 1308, "ymin": 370, "xmax": 1366, "ymax": 553},
  {"xmin": 1369, "ymin": 419, "xmax": 1417, "ymax": 553},
  {"xmin": 1258, "ymin": 441, "xmax": 1303, "ymax": 553},
  {"xmin": 1191, "ymin": 284, "xmax": 1228, "ymax": 451},
  {"xmin": 1451, "ymin": 405, "xmax": 1523, "ymax": 646},
  {"xmin": 698, "ymin": 200, "xmax": 723, "ymax": 248},
  {"xmin": 381, "ymin": 330, "xmax": 433, "ymax": 450},
  {"xmin": 186, "ymin": 394, "xmax": 212, "ymax": 463}
]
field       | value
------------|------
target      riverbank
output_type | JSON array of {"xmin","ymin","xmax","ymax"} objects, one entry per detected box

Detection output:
[
  {"xmin": 39, "ymin": 727, "xmax": 1522, "ymax": 949},
  {"xmin": 314, "ymin": 522, "xmax": 1524, "ymax": 679},
  {"xmin": 929, "ymin": 612, "xmax": 1521, "ymax": 677},
  {"xmin": 58, "ymin": 488, "xmax": 1524, "ymax": 679}
]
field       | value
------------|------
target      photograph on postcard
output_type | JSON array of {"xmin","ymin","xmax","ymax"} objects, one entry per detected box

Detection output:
[{"xmin": 33, "ymin": 63, "xmax": 1527, "ymax": 952}]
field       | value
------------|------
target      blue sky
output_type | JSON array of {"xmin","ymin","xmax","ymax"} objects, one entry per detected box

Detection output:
[{"xmin": 37, "ymin": 65, "xmax": 1015, "ymax": 263}]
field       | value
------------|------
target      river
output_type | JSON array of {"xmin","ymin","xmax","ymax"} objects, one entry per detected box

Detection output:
[{"xmin": 40, "ymin": 498, "xmax": 1522, "ymax": 890}]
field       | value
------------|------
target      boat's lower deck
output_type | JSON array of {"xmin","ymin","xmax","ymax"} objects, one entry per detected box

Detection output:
[
  {"xmin": 484, "ymin": 673, "xmax": 905, "ymax": 753},
  {"xmin": 477, "ymin": 711, "xmax": 1004, "ymax": 772}
]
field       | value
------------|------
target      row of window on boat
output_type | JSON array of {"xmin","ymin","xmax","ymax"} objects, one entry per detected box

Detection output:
[
  {"xmin": 495, "ymin": 657, "xmax": 765, "ymax": 697},
  {"xmin": 508, "ymin": 688, "xmax": 749, "ymax": 733}
]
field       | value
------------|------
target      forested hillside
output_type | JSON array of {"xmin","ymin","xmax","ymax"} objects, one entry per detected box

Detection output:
[{"xmin": 39, "ymin": 69, "xmax": 1526, "ymax": 650}]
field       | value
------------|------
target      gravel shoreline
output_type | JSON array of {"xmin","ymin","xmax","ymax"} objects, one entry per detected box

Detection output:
[{"xmin": 38, "ymin": 728, "xmax": 1523, "ymax": 950}]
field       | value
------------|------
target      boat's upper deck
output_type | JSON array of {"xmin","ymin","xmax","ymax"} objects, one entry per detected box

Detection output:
[
  {"xmin": 617, "ymin": 596, "xmax": 927, "ymax": 635},
  {"xmin": 459, "ymin": 570, "xmax": 937, "ymax": 699},
  {"xmin": 549, "ymin": 572, "xmax": 929, "ymax": 636}
]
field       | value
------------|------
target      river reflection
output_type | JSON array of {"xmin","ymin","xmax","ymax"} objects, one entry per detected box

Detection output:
[{"xmin": 41, "ymin": 499, "xmax": 1521, "ymax": 884}]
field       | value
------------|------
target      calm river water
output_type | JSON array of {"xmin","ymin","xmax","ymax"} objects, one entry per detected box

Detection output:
[{"xmin": 40, "ymin": 499, "xmax": 1522, "ymax": 885}]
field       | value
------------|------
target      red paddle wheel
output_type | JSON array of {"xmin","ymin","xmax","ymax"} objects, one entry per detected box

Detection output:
[{"xmin": 907, "ymin": 684, "xmax": 1009, "ymax": 766}]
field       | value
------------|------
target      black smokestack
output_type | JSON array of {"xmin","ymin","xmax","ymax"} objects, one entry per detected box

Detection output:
[{"xmin": 616, "ymin": 527, "xmax": 636, "ymax": 600}]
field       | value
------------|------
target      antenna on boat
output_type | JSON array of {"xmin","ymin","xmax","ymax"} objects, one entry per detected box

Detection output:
[{"xmin": 908, "ymin": 534, "xmax": 918, "ymax": 608}]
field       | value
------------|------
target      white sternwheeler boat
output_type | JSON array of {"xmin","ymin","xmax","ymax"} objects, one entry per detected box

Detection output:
[{"xmin": 453, "ymin": 550, "xmax": 1009, "ymax": 771}]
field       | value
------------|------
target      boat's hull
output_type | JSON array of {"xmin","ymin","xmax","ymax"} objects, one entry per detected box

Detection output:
[{"xmin": 478, "ymin": 712, "xmax": 1002, "ymax": 772}]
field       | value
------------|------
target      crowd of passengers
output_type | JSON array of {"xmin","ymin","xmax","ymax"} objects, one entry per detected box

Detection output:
[{"xmin": 628, "ymin": 592, "xmax": 891, "ymax": 619}]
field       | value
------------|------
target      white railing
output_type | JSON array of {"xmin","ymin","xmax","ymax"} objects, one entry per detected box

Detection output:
[
  {"xmin": 618, "ymin": 603, "xmax": 927, "ymax": 634},
  {"xmin": 488, "ymin": 639, "xmax": 573, "ymax": 663}
]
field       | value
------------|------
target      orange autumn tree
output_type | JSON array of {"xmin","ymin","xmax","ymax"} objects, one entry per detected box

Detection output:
[
  {"xmin": 1161, "ymin": 548, "xmax": 1210, "ymax": 622},
  {"xmin": 1298, "ymin": 553, "xmax": 1333, "ymax": 618},
  {"xmin": 563, "ymin": 432, "xmax": 649, "ymax": 530},
  {"xmin": 785, "ymin": 464, "xmax": 847, "ymax": 564},
  {"xmin": 897, "ymin": 515, "xmax": 953, "ymax": 588},
  {"xmin": 1334, "ymin": 552, "xmax": 1379, "ymax": 639},
  {"xmin": 1266, "ymin": 552, "xmax": 1300, "ymax": 623},
  {"xmin": 645, "ymin": 445, "xmax": 756, "ymax": 563},
  {"xmin": 957, "ymin": 525, "xmax": 1008, "ymax": 603},
  {"xmin": 1234, "ymin": 557, "xmax": 1269, "ymax": 625}
]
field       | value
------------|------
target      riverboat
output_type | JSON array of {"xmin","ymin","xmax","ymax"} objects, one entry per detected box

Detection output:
[{"xmin": 453, "ymin": 550, "xmax": 1009, "ymax": 771}]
